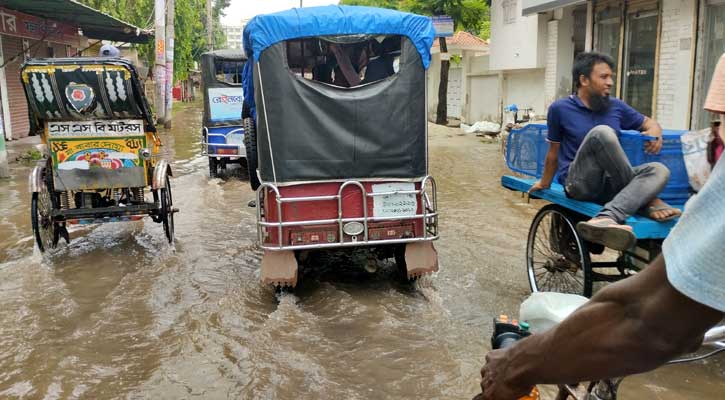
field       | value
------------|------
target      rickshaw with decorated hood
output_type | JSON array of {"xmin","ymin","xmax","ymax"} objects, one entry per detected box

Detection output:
[
  {"xmin": 21, "ymin": 57, "xmax": 176, "ymax": 251},
  {"xmin": 241, "ymin": 5, "xmax": 439, "ymax": 288}
]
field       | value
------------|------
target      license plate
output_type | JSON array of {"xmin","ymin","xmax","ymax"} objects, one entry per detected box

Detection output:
[
  {"xmin": 372, "ymin": 182, "xmax": 417, "ymax": 217},
  {"xmin": 227, "ymin": 133, "xmax": 245, "ymax": 145}
]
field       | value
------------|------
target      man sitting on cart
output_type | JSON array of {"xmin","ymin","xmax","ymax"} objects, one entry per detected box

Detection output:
[{"xmin": 529, "ymin": 52, "xmax": 681, "ymax": 251}]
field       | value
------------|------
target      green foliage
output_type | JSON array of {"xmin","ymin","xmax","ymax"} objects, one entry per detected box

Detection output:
[
  {"xmin": 77, "ymin": 0, "xmax": 230, "ymax": 82},
  {"xmin": 340, "ymin": 0, "xmax": 490, "ymax": 36}
]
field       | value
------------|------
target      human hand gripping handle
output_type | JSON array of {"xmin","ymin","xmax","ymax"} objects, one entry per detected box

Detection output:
[
  {"xmin": 527, "ymin": 180, "xmax": 549, "ymax": 194},
  {"xmin": 472, "ymin": 317, "xmax": 540, "ymax": 400},
  {"xmin": 641, "ymin": 117, "xmax": 663, "ymax": 154}
]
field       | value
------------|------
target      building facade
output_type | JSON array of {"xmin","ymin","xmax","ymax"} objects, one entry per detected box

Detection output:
[
  {"xmin": 485, "ymin": 0, "xmax": 724, "ymax": 130},
  {"xmin": 222, "ymin": 24, "xmax": 244, "ymax": 50},
  {"xmin": 0, "ymin": 7, "xmax": 85, "ymax": 139}
]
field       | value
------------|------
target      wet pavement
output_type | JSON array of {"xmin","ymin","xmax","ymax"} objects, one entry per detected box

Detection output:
[{"xmin": 0, "ymin": 101, "xmax": 722, "ymax": 399}]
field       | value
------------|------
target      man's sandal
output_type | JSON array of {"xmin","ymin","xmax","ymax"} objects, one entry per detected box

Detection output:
[{"xmin": 576, "ymin": 218, "xmax": 636, "ymax": 251}]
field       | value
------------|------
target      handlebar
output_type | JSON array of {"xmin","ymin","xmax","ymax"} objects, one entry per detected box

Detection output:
[{"xmin": 703, "ymin": 325, "xmax": 725, "ymax": 345}]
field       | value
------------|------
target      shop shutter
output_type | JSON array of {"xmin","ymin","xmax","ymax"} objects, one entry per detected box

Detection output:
[{"xmin": 2, "ymin": 35, "xmax": 31, "ymax": 139}]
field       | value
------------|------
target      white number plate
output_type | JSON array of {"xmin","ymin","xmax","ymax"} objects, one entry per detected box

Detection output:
[{"xmin": 372, "ymin": 182, "xmax": 417, "ymax": 217}]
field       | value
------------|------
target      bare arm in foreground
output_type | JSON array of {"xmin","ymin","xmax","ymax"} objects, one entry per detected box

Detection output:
[{"xmin": 478, "ymin": 255, "xmax": 723, "ymax": 400}]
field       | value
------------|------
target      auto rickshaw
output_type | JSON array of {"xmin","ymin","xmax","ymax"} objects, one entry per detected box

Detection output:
[
  {"xmin": 200, "ymin": 49, "xmax": 248, "ymax": 178},
  {"xmin": 242, "ymin": 5, "xmax": 439, "ymax": 287},
  {"xmin": 21, "ymin": 57, "xmax": 176, "ymax": 251}
]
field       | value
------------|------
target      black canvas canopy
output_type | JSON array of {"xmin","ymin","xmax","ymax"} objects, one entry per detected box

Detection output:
[
  {"xmin": 254, "ymin": 37, "xmax": 427, "ymax": 183},
  {"xmin": 201, "ymin": 49, "xmax": 247, "ymax": 126}
]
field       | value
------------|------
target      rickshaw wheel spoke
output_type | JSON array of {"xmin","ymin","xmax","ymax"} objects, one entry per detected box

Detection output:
[
  {"xmin": 160, "ymin": 176, "xmax": 175, "ymax": 244},
  {"xmin": 526, "ymin": 205, "xmax": 592, "ymax": 297}
]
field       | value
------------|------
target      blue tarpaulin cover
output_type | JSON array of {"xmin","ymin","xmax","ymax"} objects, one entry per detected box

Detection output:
[{"xmin": 242, "ymin": 5, "xmax": 435, "ymax": 69}]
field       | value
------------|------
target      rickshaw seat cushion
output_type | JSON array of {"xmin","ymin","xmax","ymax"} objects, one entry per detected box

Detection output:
[{"xmin": 501, "ymin": 175, "xmax": 679, "ymax": 240}]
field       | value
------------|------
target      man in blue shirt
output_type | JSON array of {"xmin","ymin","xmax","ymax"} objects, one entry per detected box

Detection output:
[{"xmin": 529, "ymin": 52, "xmax": 680, "ymax": 251}]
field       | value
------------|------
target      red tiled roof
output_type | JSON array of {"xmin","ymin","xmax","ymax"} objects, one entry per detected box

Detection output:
[{"xmin": 432, "ymin": 31, "xmax": 488, "ymax": 48}]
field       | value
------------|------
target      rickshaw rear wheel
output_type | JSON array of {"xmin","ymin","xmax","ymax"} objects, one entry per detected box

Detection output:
[
  {"xmin": 208, "ymin": 157, "xmax": 218, "ymax": 178},
  {"xmin": 31, "ymin": 168, "xmax": 58, "ymax": 253},
  {"xmin": 160, "ymin": 175, "xmax": 175, "ymax": 244},
  {"xmin": 394, "ymin": 245, "xmax": 418, "ymax": 282},
  {"xmin": 526, "ymin": 204, "xmax": 593, "ymax": 297},
  {"xmin": 243, "ymin": 117, "xmax": 261, "ymax": 190}
]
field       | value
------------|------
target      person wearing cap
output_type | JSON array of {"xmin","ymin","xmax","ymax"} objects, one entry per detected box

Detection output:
[
  {"xmin": 474, "ymin": 58, "xmax": 725, "ymax": 400},
  {"xmin": 99, "ymin": 44, "xmax": 120, "ymax": 58}
]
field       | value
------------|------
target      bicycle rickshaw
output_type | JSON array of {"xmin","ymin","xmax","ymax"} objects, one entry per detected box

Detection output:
[
  {"xmin": 502, "ymin": 124, "xmax": 689, "ymax": 297},
  {"xmin": 486, "ymin": 292, "xmax": 725, "ymax": 400},
  {"xmin": 22, "ymin": 57, "xmax": 176, "ymax": 251},
  {"xmin": 241, "ymin": 6, "xmax": 439, "ymax": 287},
  {"xmin": 200, "ymin": 49, "xmax": 248, "ymax": 178}
]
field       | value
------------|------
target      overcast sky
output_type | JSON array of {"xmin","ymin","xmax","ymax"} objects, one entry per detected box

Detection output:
[{"xmin": 221, "ymin": 0, "xmax": 341, "ymax": 25}]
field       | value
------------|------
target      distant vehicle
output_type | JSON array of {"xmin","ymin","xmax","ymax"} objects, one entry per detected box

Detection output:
[
  {"xmin": 21, "ymin": 57, "xmax": 176, "ymax": 251},
  {"xmin": 242, "ymin": 5, "xmax": 440, "ymax": 288},
  {"xmin": 200, "ymin": 49, "xmax": 248, "ymax": 178}
]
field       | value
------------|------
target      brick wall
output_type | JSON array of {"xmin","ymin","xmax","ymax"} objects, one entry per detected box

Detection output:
[
  {"xmin": 656, "ymin": 0, "xmax": 696, "ymax": 129},
  {"xmin": 544, "ymin": 19, "xmax": 559, "ymax": 109},
  {"xmin": 1, "ymin": 36, "xmax": 75, "ymax": 139}
]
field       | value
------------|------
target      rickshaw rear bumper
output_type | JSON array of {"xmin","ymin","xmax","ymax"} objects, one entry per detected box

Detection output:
[{"xmin": 255, "ymin": 177, "xmax": 439, "ymax": 285}]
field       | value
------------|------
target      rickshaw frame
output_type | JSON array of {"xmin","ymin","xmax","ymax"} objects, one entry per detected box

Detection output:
[
  {"xmin": 22, "ymin": 57, "xmax": 176, "ymax": 251},
  {"xmin": 242, "ymin": 5, "xmax": 440, "ymax": 287}
]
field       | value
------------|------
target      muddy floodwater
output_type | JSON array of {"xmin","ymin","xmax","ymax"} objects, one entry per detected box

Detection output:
[{"xmin": 0, "ymin": 102, "xmax": 722, "ymax": 399}]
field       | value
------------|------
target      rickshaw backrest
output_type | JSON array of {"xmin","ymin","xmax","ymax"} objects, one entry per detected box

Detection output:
[{"xmin": 20, "ymin": 58, "xmax": 154, "ymax": 135}]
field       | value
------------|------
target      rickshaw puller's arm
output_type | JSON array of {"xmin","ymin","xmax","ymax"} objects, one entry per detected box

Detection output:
[
  {"xmin": 529, "ymin": 142, "xmax": 559, "ymax": 193},
  {"xmin": 478, "ymin": 255, "xmax": 723, "ymax": 399}
]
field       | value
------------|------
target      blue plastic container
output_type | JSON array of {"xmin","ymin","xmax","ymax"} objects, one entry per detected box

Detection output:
[
  {"xmin": 506, "ymin": 124, "xmax": 549, "ymax": 177},
  {"xmin": 619, "ymin": 130, "xmax": 690, "ymax": 204},
  {"xmin": 506, "ymin": 125, "xmax": 690, "ymax": 204}
]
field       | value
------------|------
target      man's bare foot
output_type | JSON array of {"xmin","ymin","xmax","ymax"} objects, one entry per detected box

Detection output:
[
  {"xmin": 576, "ymin": 217, "xmax": 636, "ymax": 251},
  {"xmin": 645, "ymin": 198, "xmax": 682, "ymax": 222}
]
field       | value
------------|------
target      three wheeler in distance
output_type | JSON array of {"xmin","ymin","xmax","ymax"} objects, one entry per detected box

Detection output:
[
  {"xmin": 241, "ymin": 6, "xmax": 440, "ymax": 287},
  {"xmin": 200, "ymin": 49, "xmax": 249, "ymax": 178},
  {"xmin": 21, "ymin": 57, "xmax": 176, "ymax": 251}
]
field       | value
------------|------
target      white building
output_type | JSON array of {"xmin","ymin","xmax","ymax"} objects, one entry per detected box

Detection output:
[
  {"xmin": 481, "ymin": 0, "xmax": 724, "ymax": 130},
  {"xmin": 222, "ymin": 24, "xmax": 244, "ymax": 50},
  {"xmin": 427, "ymin": 31, "xmax": 490, "ymax": 123}
]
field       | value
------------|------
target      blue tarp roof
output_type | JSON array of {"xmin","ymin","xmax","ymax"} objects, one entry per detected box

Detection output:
[{"xmin": 242, "ymin": 5, "xmax": 436, "ymax": 69}]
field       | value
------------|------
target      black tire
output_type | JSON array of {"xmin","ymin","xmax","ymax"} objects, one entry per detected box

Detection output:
[
  {"xmin": 208, "ymin": 157, "xmax": 218, "ymax": 178},
  {"xmin": 160, "ymin": 175, "xmax": 174, "ymax": 244},
  {"xmin": 31, "ymin": 168, "xmax": 57, "ymax": 252},
  {"xmin": 526, "ymin": 204, "xmax": 592, "ymax": 297},
  {"xmin": 243, "ymin": 117, "xmax": 261, "ymax": 191},
  {"xmin": 394, "ymin": 245, "xmax": 417, "ymax": 282}
]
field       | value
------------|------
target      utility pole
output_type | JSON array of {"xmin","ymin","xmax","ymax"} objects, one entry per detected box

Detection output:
[
  {"xmin": 207, "ymin": 0, "xmax": 213, "ymax": 51},
  {"xmin": 164, "ymin": 0, "xmax": 175, "ymax": 128},
  {"xmin": 154, "ymin": 0, "xmax": 166, "ymax": 124}
]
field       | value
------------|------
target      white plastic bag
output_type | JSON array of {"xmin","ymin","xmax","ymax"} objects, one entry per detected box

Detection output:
[
  {"xmin": 460, "ymin": 121, "xmax": 501, "ymax": 134},
  {"xmin": 681, "ymin": 128, "xmax": 712, "ymax": 192}
]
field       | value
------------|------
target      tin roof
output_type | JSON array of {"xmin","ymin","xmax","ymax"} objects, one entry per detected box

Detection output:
[{"xmin": 1, "ymin": 0, "xmax": 151, "ymax": 43}]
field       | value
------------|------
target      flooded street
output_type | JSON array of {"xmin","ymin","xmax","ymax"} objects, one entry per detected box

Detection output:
[{"xmin": 0, "ymin": 101, "xmax": 722, "ymax": 399}]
